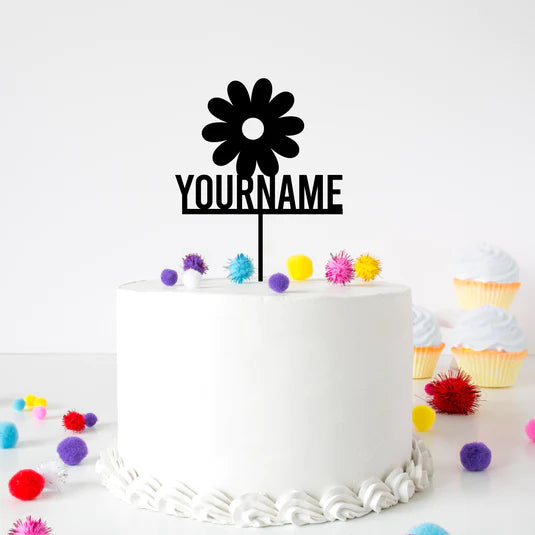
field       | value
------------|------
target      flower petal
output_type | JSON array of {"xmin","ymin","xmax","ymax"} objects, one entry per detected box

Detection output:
[
  {"xmin": 227, "ymin": 80, "xmax": 250, "ymax": 108},
  {"xmin": 269, "ymin": 91, "xmax": 294, "ymax": 117},
  {"xmin": 236, "ymin": 149, "xmax": 257, "ymax": 177},
  {"xmin": 276, "ymin": 116, "xmax": 304, "ymax": 136},
  {"xmin": 208, "ymin": 97, "xmax": 234, "ymax": 122},
  {"xmin": 251, "ymin": 78, "xmax": 272, "ymax": 107},
  {"xmin": 202, "ymin": 122, "xmax": 230, "ymax": 142},
  {"xmin": 256, "ymin": 147, "xmax": 279, "ymax": 176},
  {"xmin": 212, "ymin": 140, "xmax": 240, "ymax": 166},
  {"xmin": 271, "ymin": 136, "xmax": 300, "ymax": 158}
]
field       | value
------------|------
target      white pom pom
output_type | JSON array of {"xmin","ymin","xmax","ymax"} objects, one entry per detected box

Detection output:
[
  {"xmin": 183, "ymin": 269, "xmax": 202, "ymax": 289},
  {"xmin": 37, "ymin": 460, "xmax": 69, "ymax": 491}
]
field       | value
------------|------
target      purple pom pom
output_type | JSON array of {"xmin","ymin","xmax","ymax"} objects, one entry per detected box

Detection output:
[
  {"xmin": 57, "ymin": 436, "xmax": 88, "ymax": 466},
  {"xmin": 161, "ymin": 269, "xmax": 178, "ymax": 286},
  {"xmin": 183, "ymin": 253, "xmax": 208, "ymax": 275},
  {"xmin": 460, "ymin": 441, "xmax": 491, "ymax": 471},
  {"xmin": 268, "ymin": 273, "xmax": 290, "ymax": 293},
  {"xmin": 84, "ymin": 413, "xmax": 98, "ymax": 428}
]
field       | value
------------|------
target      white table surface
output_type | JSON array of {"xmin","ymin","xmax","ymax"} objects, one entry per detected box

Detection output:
[{"xmin": 0, "ymin": 353, "xmax": 534, "ymax": 534}]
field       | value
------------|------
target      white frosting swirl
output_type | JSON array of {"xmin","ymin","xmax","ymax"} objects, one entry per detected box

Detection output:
[
  {"xmin": 96, "ymin": 438, "xmax": 432, "ymax": 527},
  {"xmin": 412, "ymin": 306, "xmax": 442, "ymax": 347},
  {"xmin": 230, "ymin": 493, "xmax": 279, "ymax": 527},
  {"xmin": 455, "ymin": 243, "xmax": 519, "ymax": 283},
  {"xmin": 453, "ymin": 305, "xmax": 527, "ymax": 352}
]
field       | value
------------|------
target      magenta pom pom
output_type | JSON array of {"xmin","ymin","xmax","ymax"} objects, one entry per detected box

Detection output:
[
  {"xmin": 325, "ymin": 250, "xmax": 354, "ymax": 285},
  {"xmin": 9, "ymin": 516, "xmax": 52, "ymax": 535},
  {"xmin": 460, "ymin": 441, "xmax": 491, "ymax": 471},
  {"xmin": 525, "ymin": 419, "xmax": 535, "ymax": 442},
  {"xmin": 268, "ymin": 273, "xmax": 290, "ymax": 293},
  {"xmin": 57, "ymin": 436, "xmax": 88, "ymax": 466},
  {"xmin": 84, "ymin": 412, "xmax": 98, "ymax": 427},
  {"xmin": 161, "ymin": 269, "xmax": 178, "ymax": 286},
  {"xmin": 424, "ymin": 383, "xmax": 435, "ymax": 395},
  {"xmin": 183, "ymin": 253, "xmax": 208, "ymax": 275},
  {"xmin": 33, "ymin": 406, "xmax": 47, "ymax": 420}
]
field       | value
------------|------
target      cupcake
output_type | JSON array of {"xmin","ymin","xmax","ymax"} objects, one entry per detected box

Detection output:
[
  {"xmin": 453, "ymin": 243, "xmax": 520, "ymax": 310},
  {"xmin": 451, "ymin": 305, "xmax": 528, "ymax": 387},
  {"xmin": 412, "ymin": 306, "xmax": 445, "ymax": 379}
]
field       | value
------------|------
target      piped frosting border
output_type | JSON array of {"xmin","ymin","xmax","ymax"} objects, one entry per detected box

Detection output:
[{"xmin": 96, "ymin": 437, "xmax": 432, "ymax": 527}]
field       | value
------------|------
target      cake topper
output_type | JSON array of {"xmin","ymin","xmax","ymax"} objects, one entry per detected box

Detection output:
[{"xmin": 175, "ymin": 78, "xmax": 343, "ymax": 281}]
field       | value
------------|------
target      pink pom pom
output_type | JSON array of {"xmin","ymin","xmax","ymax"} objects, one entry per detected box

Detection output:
[
  {"xmin": 9, "ymin": 516, "xmax": 52, "ymax": 535},
  {"xmin": 33, "ymin": 406, "xmax": 47, "ymax": 420},
  {"xmin": 325, "ymin": 250, "xmax": 354, "ymax": 285},
  {"xmin": 526, "ymin": 419, "xmax": 535, "ymax": 442}
]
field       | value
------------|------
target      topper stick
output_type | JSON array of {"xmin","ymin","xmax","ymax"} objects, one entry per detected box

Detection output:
[{"xmin": 258, "ymin": 212, "xmax": 263, "ymax": 282}]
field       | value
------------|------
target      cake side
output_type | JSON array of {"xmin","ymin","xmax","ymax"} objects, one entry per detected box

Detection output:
[{"xmin": 99, "ymin": 279, "xmax": 430, "ymax": 526}]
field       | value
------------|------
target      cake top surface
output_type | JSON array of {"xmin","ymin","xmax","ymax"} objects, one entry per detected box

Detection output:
[{"xmin": 120, "ymin": 279, "xmax": 410, "ymax": 299}]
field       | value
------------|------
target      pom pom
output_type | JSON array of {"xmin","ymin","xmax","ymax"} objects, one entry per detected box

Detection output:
[
  {"xmin": 183, "ymin": 268, "xmax": 202, "ymax": 288},
  {"xmin": 57, "ymin": 436, "xmax": 88, "ymax": 466},
  {"xmin": 412, "ymin": 405, "xmax": 436, "ymax": 432},
  {"xmin": 183, "ymin": 253, "xmax": 208, "ymax": 275},
  {"xmin": 0, "ymin": 421, "xmax": 19, "ymax": 448},
  {"xmin": 226, "ymin": 253, "xmax": 254, "ymax": 284},
  {"xmin": 62, "ymin": 411, "xmax": 86, "ymax": 433},
  {"xmin": 426, "ymin": 370, "xmax": 481, "ymax": 415},
  {"xmin": 161, "ymin": 269, "xmax": 178, "ymax": 286},
  {"xmin": 525, "ymin": 419, "xmax": 535, "ymax": 442},
  {"xmin": 8, "ymin": 516, "xmax": 52, "ymax": 535},
  {"xmin": 37, "ymin": 460, "xmax": 68, "ymax": 492},
  {"xmin": 460, "ymin": 441, "xmax": 492, "ymax": 471},
  {"xmin": 35, "ymin": 397, "xmax": 47, "ymax": 407},
  {"xmin": 287, "ymin": 254, "xmax": 313, "ymax": 281},
  {"xmin": 8, "ymin": 469, "xmax": 45, "ymax": 501},
  {"xmin": 408, "ymin": 523, "xmax": 450, "ymax": 535},
  {"xmin": 354, "ymin": 254, "xmax": 382, "ymax": 282},
  {"xmin": 84, "ymin": 412, "xmax": 98, "ymax": 427},
  {"xmin": 12, "ymin": 398, "xmax": 26, "ymax": 411},
  {"xmin": 24, "ymin": 394, "xmax": 36, "ymax": 409},
  {"xmin": 33, "ymin": 406, "xmax": 47, "ymax": 420},
  {"xmin": 325, "ymin": 250, "xmax": 354, "ymax": 285},
  {"xmin": 268, "ymin": 273, "xmax": 290, "ymax": 293}
]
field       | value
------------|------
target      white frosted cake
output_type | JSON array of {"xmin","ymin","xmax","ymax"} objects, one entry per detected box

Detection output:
[{"xmin": 98, "ymin": 279, "xmax": 432, "ymax": 527}]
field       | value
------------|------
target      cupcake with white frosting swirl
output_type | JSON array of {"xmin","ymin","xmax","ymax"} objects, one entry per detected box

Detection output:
[
  {"xmin": 453, "ymin": 243, "xmax": 520, "ymax": 310},
  {"xmin": 451, "ymin": 305, "xmax": 528, "ymax": 387},
  {"xmin": 412, "ymin": 306, "xmax": 445, "ymax": 379}
]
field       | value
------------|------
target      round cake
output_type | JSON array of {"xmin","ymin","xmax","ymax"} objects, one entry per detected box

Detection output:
[{"xmin": 97, "ymin": 279, "xmax": 432, "ymax": 527}]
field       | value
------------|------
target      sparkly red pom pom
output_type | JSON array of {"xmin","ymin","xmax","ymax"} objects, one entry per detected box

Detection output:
[
  {"xmin": 62, "ymin": 410, "xmax": 86, "ymax": 432},
  {"xmin": 8, "ymin": 469, "xmax": 45, "ymax": 501},
  {"xmin": 426, "ymin": 370, "xmax": 481, "ymax": 415}
]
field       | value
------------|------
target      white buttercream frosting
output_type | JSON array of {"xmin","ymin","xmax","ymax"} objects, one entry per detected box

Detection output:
[
  {"xmin": 455, "ymin": 243, "xmax": 519, "ymax": 283},
  {"xmin": 412, "ymin": 306, "xmax": 442, "ymax": 347},
  {"xmin": 453, "ymin": 305, "xmax": 527, "ymax": 352},
  {"xmin": 96, "ymin": 438, "xmax": 432, "ymax": 528}
]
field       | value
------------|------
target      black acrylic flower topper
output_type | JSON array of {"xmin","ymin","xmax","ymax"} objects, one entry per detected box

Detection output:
[{"xmin": 201, "ymin": 78, "xmax": 305, "ymax": 177}]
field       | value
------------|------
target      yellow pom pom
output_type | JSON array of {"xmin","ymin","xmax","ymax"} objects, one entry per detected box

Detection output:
[
  {"xmin": 287, "ymin": 254, "xmax": 313, "ymax": 281},
  {"xmin": 412, "ymin": 405, "xmax": 436, "ymax": 432},
  {"xmin": 24, "ymin": 394, "xmax": 36, "ymax": 409},
  {"xmin": 35, "ymin": 397, "xmax": 47, "ymax": 407},
  {"xmin": 354, "ymin": 254, "xmax": 381, "ymax": 282}
]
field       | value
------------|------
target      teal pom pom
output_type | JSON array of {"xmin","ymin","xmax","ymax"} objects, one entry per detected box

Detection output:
[
  {"xmin": 12, "ymin": 398, "xmax": 26, "ymax": 411},
  {"xmin": 0, "ymin": 421, "xmax": 19, "ymax": 448},
  {"xmin": 226, "ymin": 253, "xmax": 254, "ymax": 284},
  {"xmin": 409, "ymin": 523, "xmax": 449, "ymax": 535}
]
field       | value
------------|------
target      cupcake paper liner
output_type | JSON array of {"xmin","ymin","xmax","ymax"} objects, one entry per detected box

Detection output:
[
  {"xmin": 413, "ymin": 343, "xmax": 445, "ymax": 379},
  {"xmin": 451, "ymin": 347, "xmax": 528, "ymax": 388},
  {"xmin": 453, "ymin": 278, "xmax": 520, "ymax": 310}
]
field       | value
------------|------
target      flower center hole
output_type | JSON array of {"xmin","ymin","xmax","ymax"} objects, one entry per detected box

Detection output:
[{"xmin": 242, "ymin": 117, "xmax": 264, "ymax": 140}]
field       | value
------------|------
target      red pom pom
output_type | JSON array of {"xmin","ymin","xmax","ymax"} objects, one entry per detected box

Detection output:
[
  {"xmin": 426, "ymin": 370, "xmax": 481, "ymax": 415},
  {"xmin": 9, "ymin": 469, "xmax": 45, "ymax": 501},
  {"xmin": 62, "ymin": 410, "xmax": 86, "ymax": 432}
]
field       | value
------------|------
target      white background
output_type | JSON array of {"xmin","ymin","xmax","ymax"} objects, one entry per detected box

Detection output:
[{"xmin": 1, "ymin": 0, "xmax": 534, "ymax": 354}]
